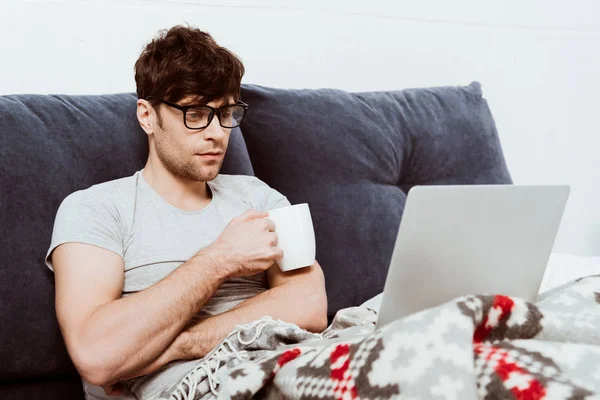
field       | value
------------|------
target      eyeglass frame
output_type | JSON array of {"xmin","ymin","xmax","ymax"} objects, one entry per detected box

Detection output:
[{"xmin": 146, "ymin": 97, "xmax": 249, "ymax": 130}]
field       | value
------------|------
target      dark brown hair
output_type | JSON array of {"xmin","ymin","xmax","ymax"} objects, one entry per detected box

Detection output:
[{"xmin": 135, "ymin": 25, "xmax": 245, "ymax": 109}]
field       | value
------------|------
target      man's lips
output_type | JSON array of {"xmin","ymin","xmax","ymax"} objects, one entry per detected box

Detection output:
[{"xmin": 196, "ymin": 152, "xmax": 223, "ymax": 158}]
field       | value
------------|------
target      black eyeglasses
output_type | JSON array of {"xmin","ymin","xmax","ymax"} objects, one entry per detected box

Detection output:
[{"xmin": 156, "ymin": 99, "xmax": 249, "ymax": 130}]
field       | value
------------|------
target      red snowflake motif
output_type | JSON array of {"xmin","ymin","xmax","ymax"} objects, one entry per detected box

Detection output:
[
  {"xmin": 474, "ymin": 343, "xmax": 547, "ymax": 399},
  {"xmin": 278, "ymin": 348, "xmax": 302, "ymax": 367},
  {"xmin": 474, "ymin": 295, "xmax": 515, "ymax": 342},
  {"xmin": 330, "ymin": 343, "xmax": 358, "ymax": 400},
  {"xmin": 272, "ymin": 348, "xmax": 302, "ymax": 377}
]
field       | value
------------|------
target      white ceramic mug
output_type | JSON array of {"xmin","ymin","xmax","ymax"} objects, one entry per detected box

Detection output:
[{"xmin": 267, "ymin": 203, "xmax": 316, "ymax": 272}]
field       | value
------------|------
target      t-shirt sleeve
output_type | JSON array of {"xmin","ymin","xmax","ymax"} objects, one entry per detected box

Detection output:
[
  {"xmin": 261, "ymin": 186, "xmax": 292, "ymax": 212},
  {"xmin": 45, "ymin": 190, "xmax": 124, "ymax": 272}
]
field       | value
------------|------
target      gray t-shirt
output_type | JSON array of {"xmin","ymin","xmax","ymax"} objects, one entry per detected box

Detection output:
[{"xmin": 45, "ymin": 169, "xmax": 290, "ymax": 400}]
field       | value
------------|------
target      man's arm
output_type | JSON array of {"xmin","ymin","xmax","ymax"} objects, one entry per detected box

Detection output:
[
  {"xmin": 109, "ymin": 260, "xmax": 327, "ymax": 387},
  {"xmin": 58, "ymin": 208, "xmax": 280, "ymax": 390},
  {"xmin": 54, "ymin": 242, "xmax": 227, "ymax": 387},
  {"xmin": 178, "ymin": 260, "xmax": 327, "ymax": 359},
  {"xmin": 97, "ymin": 209, "xmax": 290, "ymax": 394}
]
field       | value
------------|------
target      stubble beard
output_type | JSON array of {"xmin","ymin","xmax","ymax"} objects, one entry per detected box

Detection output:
[{"xmin": 153, "ymin": 127, "xmax": 224, "ymax": 183}]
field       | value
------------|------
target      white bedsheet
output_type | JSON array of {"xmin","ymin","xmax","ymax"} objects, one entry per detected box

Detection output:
[{"xmin": 538, "ymin": 252, "xmax": 600, "ymax": 292}]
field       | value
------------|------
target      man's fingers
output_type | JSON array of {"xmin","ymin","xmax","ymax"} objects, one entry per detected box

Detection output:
[{"xmin": 273, "ymin": 246, "xmax": 284, "ymax": 261}]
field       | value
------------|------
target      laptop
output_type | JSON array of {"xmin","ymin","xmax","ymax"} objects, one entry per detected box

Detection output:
[{"xmin": 278, "ymin": 184, "xmax": 570, "ymax": 349}]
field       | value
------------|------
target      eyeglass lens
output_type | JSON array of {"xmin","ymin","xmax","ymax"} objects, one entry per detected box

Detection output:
[{"xmin": 185, "ymin": 105, "xmax": 245, "ymax": 129}]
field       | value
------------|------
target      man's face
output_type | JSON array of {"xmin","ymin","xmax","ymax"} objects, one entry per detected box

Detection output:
[{"xmin": 150, "ymin": 96, "xmax": 234, "ymax": 182}]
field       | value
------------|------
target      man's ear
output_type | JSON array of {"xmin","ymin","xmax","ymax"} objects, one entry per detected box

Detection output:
[{"xmin": 137, "ymin": 99, "xmax": 154, "ymax": 135}]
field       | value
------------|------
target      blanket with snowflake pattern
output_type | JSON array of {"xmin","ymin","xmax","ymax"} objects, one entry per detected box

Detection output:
[{"xmin": 163, "ymin": 275, "xmax": 600, "ymax": 400}]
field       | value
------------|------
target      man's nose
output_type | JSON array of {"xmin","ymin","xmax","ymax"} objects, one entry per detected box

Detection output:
[{"xmin": 202, "ymin": 114, "xmax": 228, "ymax": 140}]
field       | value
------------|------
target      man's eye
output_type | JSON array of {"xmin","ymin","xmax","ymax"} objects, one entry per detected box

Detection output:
[
  {"xmin": 221, "ymin": 110, "xmax": 233, "ymax": 118},
  {"xmin": 188, "ymin": 109, "xmax": 208, "ymax": 119}
]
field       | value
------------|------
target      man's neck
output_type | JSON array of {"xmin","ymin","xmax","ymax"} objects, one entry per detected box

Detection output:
[{"xmin": 142, "ymin": 161, "xmax": 212, "ymax": 212}]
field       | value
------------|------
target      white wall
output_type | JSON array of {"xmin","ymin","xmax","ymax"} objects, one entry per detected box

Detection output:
[{"xmin": 2, "ymin": 0, "xmax": 599, "ymax": 255}]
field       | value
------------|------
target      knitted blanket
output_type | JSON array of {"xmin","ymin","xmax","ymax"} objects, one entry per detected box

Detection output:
[{"xmin": 157, "ymin": 275, "xmax": 600, "ymax": 400}]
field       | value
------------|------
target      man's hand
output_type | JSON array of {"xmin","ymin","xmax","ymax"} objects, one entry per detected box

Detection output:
[
  {"xmin": 209, "ymin": 209, "xmax": 283, "ymax": 278},
  {"xmin": 101, "ymin": 381, "xmax": 125, "ymax": 397},
  {"xmin": 101, "ymin": 330, "xmax": 193, "ymax": 396}
]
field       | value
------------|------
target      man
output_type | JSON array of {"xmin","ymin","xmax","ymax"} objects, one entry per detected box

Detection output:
[{"xmin": 45, "ymin": 25, "xmax": 327, "ymax": 399}]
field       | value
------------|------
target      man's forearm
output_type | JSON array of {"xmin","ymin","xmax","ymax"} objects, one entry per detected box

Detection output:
[
  {"xmin": 180, "ymin": 279, "xmax": 328, "ymax": 359},
  {"xmin": 113, "ymin": 268, "xmax": 328, "ymax": 384},
  {"xmin": 106, "ymin": 282, "xmax": 316, "ymax": 386}
]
